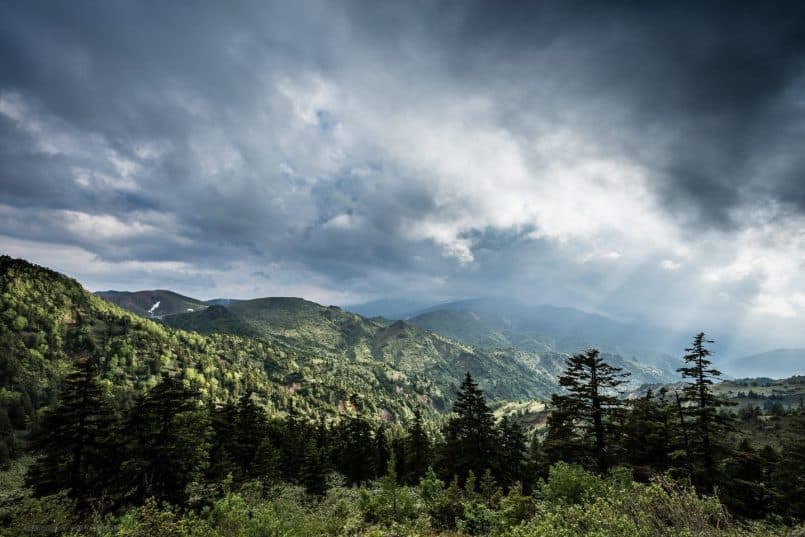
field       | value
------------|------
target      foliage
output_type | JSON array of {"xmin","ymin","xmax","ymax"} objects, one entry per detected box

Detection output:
[{"xmin": 544, "ymin": 349, "xmax": 629, "ymax": 473}]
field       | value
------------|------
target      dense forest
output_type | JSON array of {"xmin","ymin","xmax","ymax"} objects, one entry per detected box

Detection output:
[{"xmin": 1, "ymin": 256, "xmax": 805, "ymax": 536}]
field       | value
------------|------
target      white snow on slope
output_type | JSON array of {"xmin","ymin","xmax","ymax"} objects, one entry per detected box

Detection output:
[{"xmin": 148, "ymin": 301, "xmax": 161, "ymax": 315}]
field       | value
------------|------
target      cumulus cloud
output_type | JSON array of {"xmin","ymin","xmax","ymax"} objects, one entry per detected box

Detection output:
[{"xmin": 1, "ymin": 0, "xmax": 804, "ymax": 354}]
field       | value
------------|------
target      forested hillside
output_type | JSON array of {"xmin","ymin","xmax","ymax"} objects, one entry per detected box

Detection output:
[
  {"xmin": 0, "ymin": 255, "xmax": 451, "ymax": 447},
  {"xmin": 102, "ymin": 291, "xmax": 678, "ymax": 395}
]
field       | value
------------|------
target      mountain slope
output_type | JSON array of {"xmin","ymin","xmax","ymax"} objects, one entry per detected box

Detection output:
[
  {"xmin": 164, "ymin": 296, "xmax": 678, "ymax": 394},
  {"xmin": 0, "ymin": 256, "xmax": 457, "ymax": 427},
  {"xmin": 95, "ymin": 289, "xmax": 208, "ymax": 317},
  {"xmin": 165, "ymin": 297, "xmax": 559, "ymax": 405},
  {"xmin": 407, "ymin": 298, "xmax": 681, "ymax": 373},
  {"xmin": 726, "ymin": 349, "xmax": 805, "ymax": 378},
  {"xmin": 345, "ymin": 298, "xmax": 434, "ymax": 320}
]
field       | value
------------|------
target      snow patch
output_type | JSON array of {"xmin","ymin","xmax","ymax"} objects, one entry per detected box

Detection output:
[{"xmin": 147, "ymin": 301, "xmax": 161, "ymax": 315}]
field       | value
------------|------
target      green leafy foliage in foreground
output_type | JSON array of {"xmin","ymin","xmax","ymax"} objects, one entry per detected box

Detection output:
[{"xmin": 3, "ymin": 463, "xmax": 800, "ymax": 537}]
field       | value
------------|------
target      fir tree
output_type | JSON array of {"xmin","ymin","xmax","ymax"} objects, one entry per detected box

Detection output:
[
  {"xmin": 545, "ymin": 349, "xmax": 629, "ymax": 474},
  {"xmin": 621, "ymin": 390, "xmax": 673, "ymax": 479},
  {"xmin": 26, "ymin": 358, "xmax": 117, "ymax": 509},
  {"xmin": 441, "ymin": 373, "xmax": 497, "ymax": 484},
  {"xmin": 774, "ymin": 409, "xmax": 805, "ymax": 520},
  {"xmin": 374, "ymin": 423, "xmax": 391, "ymax": 479},
  {"xmin": 301, "ymin": 436, "xmax": 327, "ymax": 497},
  {"xmin": 677, "ymin": 333, "xmax": 731, "ymax": 492},
  {"xmin": 334, "ymin": 416, "xmax": 375, "ymax": 485},
  {"xmin": 120, "ymin": 373, "xmax": 211, "ymax": 505},
  {"xmin": 404, "ymin": 407, "xmax": 431, "ymax": 484},
  {"xmin": 207, "ymin": 399, "xmax": 239, "ymax": 482},
  {"xmin": 233, "ymin": 390, "xmax": 267, "ymax": 479},
  {"xmin": 497, "ymin": 416, "xmax": 526, "ymax": 488}
]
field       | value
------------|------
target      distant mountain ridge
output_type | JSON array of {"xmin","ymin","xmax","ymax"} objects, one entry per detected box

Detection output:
[
  {"xmin": 101, "ymin": 291, "xmax": 680, "ymax": 394},
  {"xmin": 399, "ymin": 298, "xmax": 683, "ymax": 370},
  {"xmin": 726, "ymin": 349, "xmax": 805, "ymax": 378},
  {"xmin": 95, "ymin": 290, "xmax": 208, "ymax": 318}
]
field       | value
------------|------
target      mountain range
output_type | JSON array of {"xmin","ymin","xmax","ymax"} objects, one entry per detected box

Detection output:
[
  {"xmin": 96, "ymin": 293, "xmax": 681, "ymax": 396},
  {"xmin": 0, "ymin": 255, "xmax": 663, "ymax": 431},
  {"xmin": 3, "ymin": 253, "xmax": 799, "ymax": 438},
  {"xmin": 348, "ymin": 297, "xmax": 804, "ymax": 379},
  {"xmin": 95, "ymin": 289, "xmax": 209, "ymax": 318},
  {"xmin": 724, "ymin": 349, "xmax": 805, "ymax": 379}
]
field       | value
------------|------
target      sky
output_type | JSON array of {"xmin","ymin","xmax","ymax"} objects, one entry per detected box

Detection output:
[{"xmin": 1, "ymin": 1, "xmax": 805, "ymax": 356}]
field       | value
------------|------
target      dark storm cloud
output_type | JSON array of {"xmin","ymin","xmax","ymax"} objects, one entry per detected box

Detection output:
[
  {"xmin": 421, "ymin": 0, "xmax": 805, "ymax": 228},
  {"xmin": 1, "ymin": 0, "xmax": 805, "ymax": 348}
]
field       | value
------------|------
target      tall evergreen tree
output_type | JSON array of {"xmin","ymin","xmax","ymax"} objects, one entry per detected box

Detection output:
[
  {"xmin": 497, "ymin": 416, "xmax": 526, "ymax": 488},
  {"xmin": 774, "ymin": 409, "xmax": 805, "ymax": 520},
  {"xmin": 441, "ymin": 373, "xmax": 497, "ymax": 484},
  {"xmin": 374, "ymin": 423, "xmax": 391, "ymax": 479},
  {"xmin": 545, "ymin": 349, "xmax": 629, "ymax": 474},
  {"xmin": 334, "ymin": 416, "xmax": 375, "ymax": 485},
  {"xmin": 621, "ymin": 390, "xmax": 673, "ymax": 479},
  {"xmin": 26, "ymin": 358, "xmax": 116, "ymax": 508},
  {"xmin": 677, "ymin": 332, "xmax": 731, "ymax": 492},
  {"xmin": 404, "ymin": 408, "xmax": 431, "ymax": 484},
  {"xmin": 233, "ymin": 390, "xmax": 267, "ymax": 479},
  {"xmin": 301, "ymin": 436, "xmax": 327, "ymax": 497},
  {"xmin": 207, "ymin": 399, "xmax": 238, "ymax": 482},
  {"xmin": 120, "ymin": 373, "xmax": 210, "ymax": 505}
]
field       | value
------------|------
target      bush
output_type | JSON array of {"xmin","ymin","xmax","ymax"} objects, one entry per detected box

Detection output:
[{"xmin": 538, "ymin": 462, "xmax": 605, "ymax": 505}]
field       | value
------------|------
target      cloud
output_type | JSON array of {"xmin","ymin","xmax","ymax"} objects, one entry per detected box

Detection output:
[{"xmin": 1, "ymin": 0, "xmax": 805, "ymax": 353}]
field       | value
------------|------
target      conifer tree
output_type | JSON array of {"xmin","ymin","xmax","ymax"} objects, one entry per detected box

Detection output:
[
  {"xmin": 774, "ymin": 410, "xmax": 805, "ymax": 520},
  {"xmin": 301, "ymin": 436, "xmax": 327, "ymax": 497},
  {"xmin": 441, "ymin": 373, "xmax": 497, "ymax": 483},
  {"xmin": 374, "ymin": 423, "xmax": 391, "ymax": 479},
  {"xmin": 26, "ymin": 358, "xmax": 117, "ymax": 508},
  {"xmin": 233, "ymin": 390, "xmax": 267, "ymax": 478},
  {"xmin": 621, "ymin": 390, "xmax": 673, "ymax": 479},
  {"xmin": 207, "ymin": 399, "xmax": 238, "ymax": 482},
  {"xmin": 404, "ymin": 408, "xmax": 431, "ymax": 484},
  {"xmin": 334, "ymin": 416, "xmax": 375, "ymax": 485},
  {"xmin": 721, "ymin": 439, "xmax": 772, "ymax": 518},
  {"xmin": 545, "ymin": 349, "xmax": 629, "ymax": 474},
  {"xmin": 677, "ymin": 332, "xmax": 731, "ymax": 492},
  {"xmin": 524, "ymin": 434, "xmax": 548, "ymax": 493},
  {"xmin": 497, "ymin": 416, "xmax": 526, "ymax": 488},
  {"xmin": 121, "ymin": 373, "xmax": 210, "ymax": 505},
  {"xmin": 252, "ymin": 437, "xmax": 281, "ymax": 494}
]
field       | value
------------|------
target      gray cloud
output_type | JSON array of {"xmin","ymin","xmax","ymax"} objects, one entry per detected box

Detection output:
[{"xmin": 1, "ymin": 0, "xmax": 805, "ymax": 354}]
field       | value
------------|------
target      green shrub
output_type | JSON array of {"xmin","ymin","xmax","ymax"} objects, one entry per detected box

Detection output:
[{"xmin": 538, "ymin": 463, "xmax": 605, "ymax": 505}]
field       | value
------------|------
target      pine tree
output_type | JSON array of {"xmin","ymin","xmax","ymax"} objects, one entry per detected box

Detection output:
[
  {"xmin": 207, "ymin": 399, "xmax": 238, "ymax": 482},
  {"xmin": 334, "ymin": 416, "xmax": 375, "ymax": 485},
  {"xmin": 773, "ymin": 409, "xmax": 805, "ymax": 520},
  {"xmin": 233, "ymin": 390, "xmax": 267, "ymax": 479},
  {"xmin": 677, "ymin": 332, "xmax": 731, "ymax": 492},
  {"xmin": 26, "ymin": 358, "xmax": 116, "ymax": 509},
  {"xmin": 621, "ymin": 390, "xmax": 673, "ymax": 479},
  {"xmin": 404, "ymin": 408, "xmax": 431, "ymax": 484},
  {"xmin": 721, "ymin": 439, "xmax": 772, "ymax": 518},
  {"xmin": 497, "ymin": 416, "xmax": 526, "ymax": 488},
  {"xmin": 301, "ymin": 436, "xmax": 327, "ymax": 497},
  {"xmin": 120, "ymin": 373, "xmax": 210, "ymax": 505},
  {"xmin": 545, "ymin": 349, "xmax": 629, "ymax": 474},
  {"xmin": 441, "ymin": 373, "xmax": 497, "ymax": 484},
  {"xmin": 252, "ymin": 437, "xmax": 281, "ymax": 495},
  {"xmin": 524, "ymin": 434, "xmax": 548, "ymax": 493}
]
